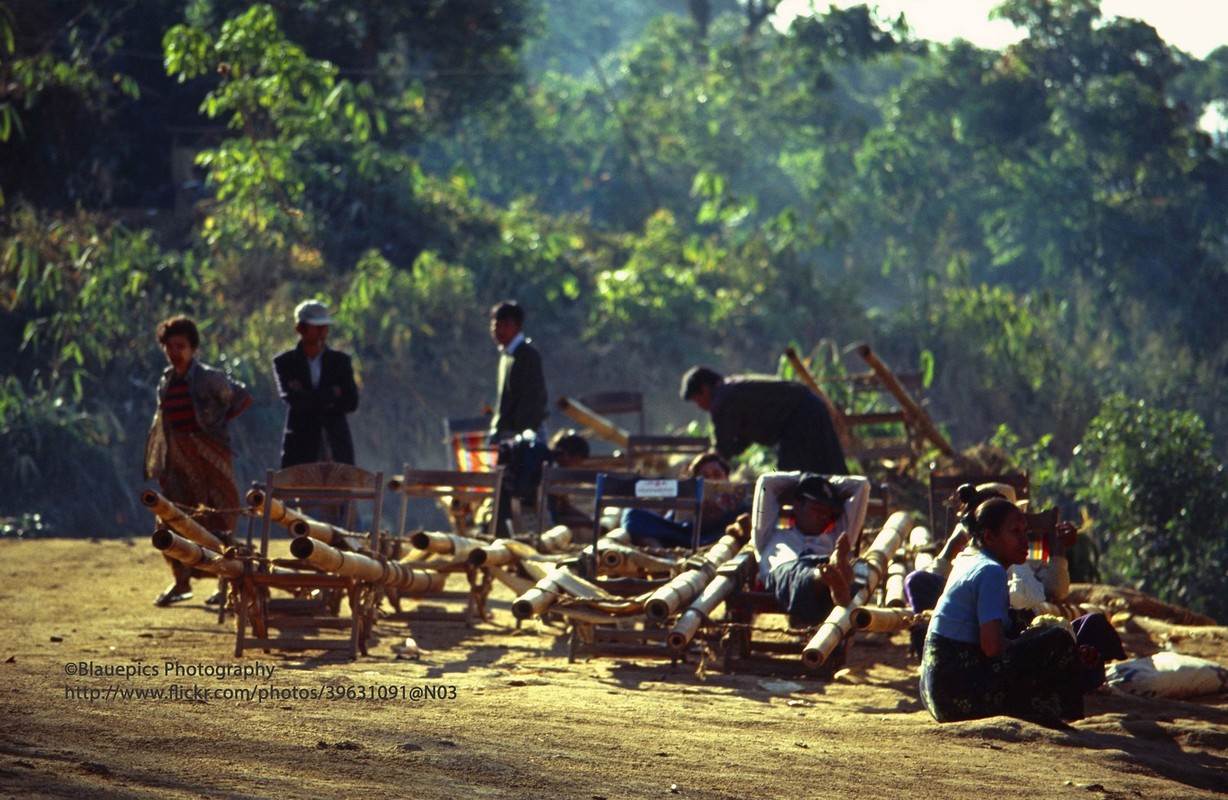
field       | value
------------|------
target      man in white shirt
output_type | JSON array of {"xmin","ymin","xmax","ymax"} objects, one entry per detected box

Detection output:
[{"xmin": 752, "ymin": 472, "xmax": 870, "ymax": 626}]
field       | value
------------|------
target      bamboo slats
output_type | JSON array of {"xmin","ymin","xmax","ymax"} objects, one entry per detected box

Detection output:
[
  {"xmin": 141, "ymin": 490, "xmax": 227, "ymax": 552},
  {"xmin": 151, "ymin": 529, "xmax": 243, "ymax": 579},
  {"xmin": 289, "ymin": 536, "xmax": 446, "ymax": 594},
  {"xmin": 802, "ymin": 510, "xmax": 912, "ymax": 670}
]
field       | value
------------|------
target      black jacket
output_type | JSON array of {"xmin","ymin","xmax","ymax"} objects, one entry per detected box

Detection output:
[
  {"xmin": 273, "ymin": 345, "xmax": 359, "ymax": 467},
  {"xmin": 490, "ymin": 338, "xmax": 548, "ymax": 441}
]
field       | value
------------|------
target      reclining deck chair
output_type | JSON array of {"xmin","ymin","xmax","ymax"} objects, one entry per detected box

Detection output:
[
  {"xmin": 509, "ymin": 474, "xmax": 758, "ymax": 662},
  {"xmin": 720, "ymin": 478, "xmax": 896, "ymax": 677},
  {"xmin": 387, "ymin": 467, "xmax": 505, "ymax": 624},
  {"xmin": 444, "ymin": 416, "xmax": 498, "ymax": 473},
  {"xmin": 235, "ymin": 462, "xmax": 385, "ymax": 660},
  {"xmin": 535, "ymin": 465, "xmax": 639, "ymax": 548},
  {"xmin": 565, "ymin": 474, "xmax": 707, "ymax": 661}
]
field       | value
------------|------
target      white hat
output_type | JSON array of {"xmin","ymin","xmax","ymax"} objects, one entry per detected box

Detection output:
[
  {"xmin": 976, "ymin": 482, "xmax": 1029, "ymax": 511},
  {"xmin": 295, "ymin": 300, "xmax": 333, "ymax": 326}
]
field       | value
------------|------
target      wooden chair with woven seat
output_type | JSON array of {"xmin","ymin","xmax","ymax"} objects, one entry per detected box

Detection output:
[
  {"xmin": 386, "ymin": 466, "xmax": 506, "ymax": 624},
  {"xmin": 235, "ymin": 462, "xmax": 385, "ymax": 660},
  {"xmin": 719, "ymin": 477, "xmax": 893, "ymax": 677}
]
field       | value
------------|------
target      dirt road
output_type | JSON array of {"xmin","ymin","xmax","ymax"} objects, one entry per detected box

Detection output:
[{"xmin": 2, "ymin": 539, "xmax": 1225, "ymax": 799}]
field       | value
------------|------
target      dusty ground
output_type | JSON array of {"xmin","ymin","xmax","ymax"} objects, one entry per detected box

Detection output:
[{"xmin": 2, "ymin": 538, "xmax": 1226, "ymax": 800}]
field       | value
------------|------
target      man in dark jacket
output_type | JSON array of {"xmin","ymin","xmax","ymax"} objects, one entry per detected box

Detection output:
[
  {"xmin": 488, "ymin": 301, "xmax": 548, "ymax": 444},
  {"xmin": 679, "ymin": 365, "xmax": 846, "ymax": 474},
  {"xmin": 273, "ymin": 300, "xmax": 359, "ymax": 467}
]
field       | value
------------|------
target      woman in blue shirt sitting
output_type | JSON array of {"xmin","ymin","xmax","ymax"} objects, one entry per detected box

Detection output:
[{"xmin": 920, "ymin": 497, "xmax": 1092, "ymax": 722}]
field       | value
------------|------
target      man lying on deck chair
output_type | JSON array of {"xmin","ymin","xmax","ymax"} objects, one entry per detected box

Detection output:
[{"xmin": 752, "ymin": 472, "xmax": 870, "ymax": 628}]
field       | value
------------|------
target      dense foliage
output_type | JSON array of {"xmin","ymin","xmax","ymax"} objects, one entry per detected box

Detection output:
[{"xmin": 2, "ymin": 0, "xmax": 1226, "ymax": 619}]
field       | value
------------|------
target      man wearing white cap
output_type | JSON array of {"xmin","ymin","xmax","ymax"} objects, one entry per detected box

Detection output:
[{"xmin": 273, "ymin": 300, "xmax": 359, "ymax": 467}]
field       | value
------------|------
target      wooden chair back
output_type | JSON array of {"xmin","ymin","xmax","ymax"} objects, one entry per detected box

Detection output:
[
  {"xmin": 251, "ymin": 462, "xmax": 385, "ymax": 558},
  {"xmin": 388, "ymin": 466, "xmax": 504, "ymax": 540},
  {"xmin": 579, "ymin": 390, "xmax": 646, "ymax": 434},
  {"xmin": 536, "ymin": 465, "xmax": 638, "ymax": 535},
  {"xmin": 625, "ymin": 435, "xmax": 710, "ymax": 476},
  {"xmin": 928, "ymin": 471, "xmax": 1030, "ymax": 537}
]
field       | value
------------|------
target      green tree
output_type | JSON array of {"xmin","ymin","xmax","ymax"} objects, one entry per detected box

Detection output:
[
  {"xmin": 186, "ymin": 0, "xmax": 529, "ymax": 135},
  {"xmin": 0, "ymin": 0, "xmax": 147, "ymax": 207},
  {"xmin": 1073, "ymin": 394, "xmax": 1228, "ymax": 622},
  {"xmin": 0, "ymin": 205, "xmax": 237, "ymax": 536}
]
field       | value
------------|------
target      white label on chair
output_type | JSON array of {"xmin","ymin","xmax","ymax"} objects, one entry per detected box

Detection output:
[{"xmin": 635, "ymin": 479, "xmax": 679, "ymax": 498}]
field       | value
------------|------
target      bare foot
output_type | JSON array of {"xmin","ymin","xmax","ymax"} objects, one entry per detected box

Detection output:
[
  {"xmin": 816, "ymin": 562, "xmax": 852, "ymax": 607},
  {"xmin": 833, "ymin": 532, "xmax": 856, "ymax": 587}
]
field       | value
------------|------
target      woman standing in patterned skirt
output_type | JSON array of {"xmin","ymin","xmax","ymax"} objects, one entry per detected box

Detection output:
[{"xmin": 144, "ymin": 316, "xmax": 252, "ymax": 606}]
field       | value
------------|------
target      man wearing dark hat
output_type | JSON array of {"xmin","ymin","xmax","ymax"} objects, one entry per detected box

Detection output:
[
  {"xmin": 679, "ymin": 366, "xmax": 846, "ymax": 474},
  {"xmin": 273, "ymin": 299, "xmax": 359, "ymax": 467},
  {"xmin": 751, "ymin": 471, "xmax": 870, "ymax": 626}
]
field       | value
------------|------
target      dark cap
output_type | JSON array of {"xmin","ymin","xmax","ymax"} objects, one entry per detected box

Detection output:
[
  {"xmin": 794, "ymin": 474, "xmax": 843, "ymax": 508},
  {"xmin": 551, "ymin": 432, "xmax": 590, "ymax": 459}
]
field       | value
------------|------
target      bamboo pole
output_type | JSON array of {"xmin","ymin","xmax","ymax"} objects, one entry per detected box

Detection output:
[
  {"xmin": 246, "ymin": 488, "xmax": 364, "ymax": 550},
  {"xmin": 289, "ymin": 536, "xmax": 446, "ymax": 594},
  {"xmin": 469, "ymin": 541, "xmax": 515, "ymax": 567},
  {"xmin": 909, "ymin": 525, "xmax": 936, "ymax": 571},
  {"xmin": 141, "ymin": 490, "xmax": 227, "ymax": 552},
  {"xmin": 150, "ymin": 529, "xmax": 244, "ymax": 579},
  {"xmin": 409, "ymin": 531, "xmax": 485, "ymax": 559},
  {"xmin": 511, "ymin": 553, "xmax": 560, "ymax": 583},
  {"xmin": 511, "ymin": 564, "xmax": 610, "ymax": 620},
  {"xmin": 854, "ymin": 343, "xmax": 954, "ymax": 456},
  {"xmin": 644, "ymin": 530, "xmax": 746, "ymax": 622},
  {"xmin": 511, "ymin": 566, "xmax": 572, "ymax": 620},
  {"xmin": 802, "ymin": 511, "xmax": 912, "ymax": 670},
  {"xmin": 596, "ymin": 541, "xmax": 679, "ymax": 576},
  {"xmin": 667, "ymin": 553, "xmax": 751, "ymax": 652},
  {"xmin": 883, "ymin": 559, "xmax": 908, "ymax": 608},
  {"xmin": 783, "ymin": 345, "xmax": 853, "ymax": 452},
  {"xmin": 538, "ymin": 525, "xmax": 573, "ymax": 553},
  {"xmin": 468, "ymin": 538, "xmax": 546, "ymax": 568},
  {"xmin": 556, "ymin": 396, "xmax": 630, "ymax": 448},
  {"xmin": 485, "ymin": 565, "xmax": 537, "ymax": 596},
  {"xmin": 909, "ymin": 525, "xmax": 935, "ymax": 551},
  {"xmin": 851, "ymin": 606, "xmax": 916, "ymax": 633},
  {"xmin": 644, "ymin": 565, "xmax": 717, "ymax": 622}
]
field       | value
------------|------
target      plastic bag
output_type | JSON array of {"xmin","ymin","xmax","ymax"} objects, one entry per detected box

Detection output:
[
  {"xmin": 1106, "ymin": 652, "xmax": 1228, "ymax": 699},
  {"xmin": 1007, "ymin": 564, "xmax": 1046, "ymax": 609}
]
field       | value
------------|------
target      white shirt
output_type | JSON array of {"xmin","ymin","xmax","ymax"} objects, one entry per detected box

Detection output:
[
  {"xmin": 751, "ymin": 472, "xmax": 870, "ymax": 582},
  {"xmin": 306, "ymin": 350, "xmax": 323, "ymax": 388},
  {"xmin": 500, "ymin": 331, "xmax": 525, "ymax": 355}
]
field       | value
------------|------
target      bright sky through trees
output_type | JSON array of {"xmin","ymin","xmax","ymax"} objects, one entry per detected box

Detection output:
[{"xmin": 773, "ymin": 0, "xmax": 1228, "ymax": 58}]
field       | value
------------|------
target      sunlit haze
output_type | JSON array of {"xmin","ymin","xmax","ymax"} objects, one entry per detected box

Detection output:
[{"xmin": 773, "ymin": 0, "xmax": 1228, "ymax": 58}]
